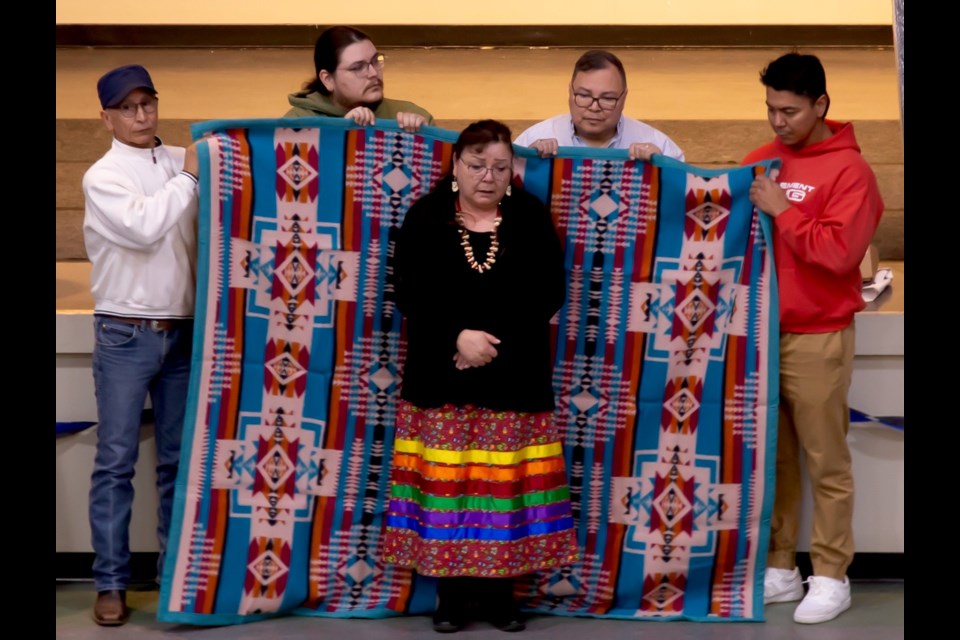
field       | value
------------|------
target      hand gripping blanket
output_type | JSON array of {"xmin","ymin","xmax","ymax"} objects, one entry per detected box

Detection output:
[{"xmin": 159, "ymin": 119, "xmax": 780, "ymax": 625}]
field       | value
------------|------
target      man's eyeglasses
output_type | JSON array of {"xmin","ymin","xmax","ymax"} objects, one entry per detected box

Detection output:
[
  {"xmin": 108, "ymin": 97, "xmax": 159, "ymax": 119},
  {"xmin": 459, "ymin": 158, "xmax": 512, "ymax": 180},
  {"xmin": 571, "ymin": 89, "xmax": 625, "ymax": 111},
  {"xmin": 338, "ymin": 53, "xmax": 386, "ymax": 78}
]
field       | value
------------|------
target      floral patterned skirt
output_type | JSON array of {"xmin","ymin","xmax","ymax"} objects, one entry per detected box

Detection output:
[{"xmin": 381, "ymin": 401, "xmax": 580, "ymax": 578}]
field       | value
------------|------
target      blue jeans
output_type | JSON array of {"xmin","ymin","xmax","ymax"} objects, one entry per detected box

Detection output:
[{"xmin": 89, "ymin": 315, "xmax": 193, "ymax": 591}]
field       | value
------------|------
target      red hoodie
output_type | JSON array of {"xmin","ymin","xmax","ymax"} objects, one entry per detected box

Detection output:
[{"xmin": 743, "ymin": 120, "xmax": 884, "ymax": 333}]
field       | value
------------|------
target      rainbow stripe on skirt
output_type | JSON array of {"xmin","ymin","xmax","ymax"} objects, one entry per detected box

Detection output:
[{"xmin": 382, "ymin": 401, "xmax": 581, "ymax": 577}]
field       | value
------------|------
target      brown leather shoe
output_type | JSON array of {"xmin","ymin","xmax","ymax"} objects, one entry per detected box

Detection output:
[{"xmin": 93, "ymin": 590, "xmax": 129, "ymax": 626}]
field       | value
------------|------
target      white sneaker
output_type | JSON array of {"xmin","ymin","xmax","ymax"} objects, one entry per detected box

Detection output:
[
  {"xmin": 793, "ymin": 575, "xmax": 851, "ymax": 624},
  {"xmin": 764, "ymin": 566, "xmax": 804, "ymax": 604}
]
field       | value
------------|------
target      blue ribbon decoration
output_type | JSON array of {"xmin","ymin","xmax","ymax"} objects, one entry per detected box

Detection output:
[
  {"xmin": 56, "ymin": 421, "xmax": 97, "ymax": 437},
  {"xmin": 850, "ymin": 409, "xmax": 903, "ymax": 432}
]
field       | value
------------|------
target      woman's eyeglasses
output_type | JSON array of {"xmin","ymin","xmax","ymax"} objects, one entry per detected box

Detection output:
[{"xmin": 459, "ymin": 158, "xmax": 512, "ymax": 180}]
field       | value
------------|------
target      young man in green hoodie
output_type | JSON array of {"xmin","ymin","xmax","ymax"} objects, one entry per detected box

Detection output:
[
  {"xmin": 285, "ymin": 26, "xmax": 433, "ymax": 132},
  {"xmin": 744, "ymin": 52, "xmax": 884, "ymax": 625}
]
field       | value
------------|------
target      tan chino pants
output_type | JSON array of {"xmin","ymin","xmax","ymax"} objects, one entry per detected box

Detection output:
[{"xmin": 768, "ymin": 324, "xmax": 856, "ymax": 580}]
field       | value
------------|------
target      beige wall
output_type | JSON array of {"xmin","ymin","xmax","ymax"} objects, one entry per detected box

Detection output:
[{"xmin": 56, "ymin": 0, "xmax": 894, "ymax": 25}]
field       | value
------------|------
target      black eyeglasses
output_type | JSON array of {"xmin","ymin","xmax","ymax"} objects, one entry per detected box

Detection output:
[
  {"xmin": 337, "ymin": 53, "xmax": 386, "ymax": 77},
  {"xmin": 571, "ymin": 88, "xmax": 625, "ymax": 111}
]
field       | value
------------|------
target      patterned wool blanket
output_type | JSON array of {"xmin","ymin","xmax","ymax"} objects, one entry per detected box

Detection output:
[{"xmin": 159, "ymin": 119, "xmax": 779, "ymax": 625}]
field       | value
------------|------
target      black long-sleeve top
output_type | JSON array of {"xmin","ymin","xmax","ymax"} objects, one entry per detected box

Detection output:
[{"xmin": 392, "ymin": 180, "xmax": 566, "ymax": 412}]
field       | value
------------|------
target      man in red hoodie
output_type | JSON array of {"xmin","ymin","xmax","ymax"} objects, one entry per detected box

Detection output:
[{"xmin": 743, "ymin": 52, "xmax": 884, "ymax": 624}]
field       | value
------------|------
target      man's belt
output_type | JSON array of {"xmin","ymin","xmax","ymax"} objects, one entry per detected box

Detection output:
[{"xmin": 98, "ymin": 315, "xmax": 191, "ymax": 332}]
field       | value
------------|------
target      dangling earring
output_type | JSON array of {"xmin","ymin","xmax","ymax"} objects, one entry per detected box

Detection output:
[
  {"xmin": 451, "ymin": 179, "xmax": 459, "ymax": 193},
  {"xmin": 505, "ymin": 185, "xmax": 512, "ymax": 197}
]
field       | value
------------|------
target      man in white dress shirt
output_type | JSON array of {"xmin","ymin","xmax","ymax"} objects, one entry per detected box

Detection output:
[{"xmin": 515, "ymin": 50, "xmax": 684, "ymax": 162}]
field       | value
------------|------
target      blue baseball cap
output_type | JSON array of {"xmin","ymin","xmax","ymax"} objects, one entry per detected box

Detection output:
[{"xmin": 97, "ymin": 64, "xmax": 157, "ymax": 109}]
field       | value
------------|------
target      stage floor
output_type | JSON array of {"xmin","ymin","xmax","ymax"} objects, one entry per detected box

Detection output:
[{"xmin": 56, "ymin": 579, "xmax": 904, "ymax": 640}]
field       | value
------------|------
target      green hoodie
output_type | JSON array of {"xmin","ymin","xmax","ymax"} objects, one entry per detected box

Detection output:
[{"xmin": 284, "ymin": 90, "xmax": 434, "ymax": 123}]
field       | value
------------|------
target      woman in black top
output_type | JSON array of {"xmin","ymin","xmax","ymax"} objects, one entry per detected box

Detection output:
[{"xmin": 382, "ymin": 120, "xmax": 579, "ymax": 633}]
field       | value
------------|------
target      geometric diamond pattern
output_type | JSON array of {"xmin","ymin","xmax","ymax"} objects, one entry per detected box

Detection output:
[
  {"xmin": 248, "ymin": 549, "xmax": 289, "ymax": 586},
  {"xmin": 382, "ymin": 165, "xmax": 412, "ymax": 193},
  {"xmin": 265, "ymin": 352, "xmax": 307, "ymax": 387},
  {"xmin": 275, "ymin": 250, "xmax": 316, "ymax": 298},
  {"xmin": 588, "ymin": 191, "xmax": 620, "ymax": 220},
  {"xmin": 277, "ymin": 155, "xmax": 318, "ymax": 192},
  {"xmin": 677, "ymin": 290, "xmax": 715, "ymax": 333},
  {"xmin": 653, "ymin": 482, "xmax": 692, "ymax": 527},
  {"xmin": 641, "ymin": 579, "xmax": 683, "ymax": 611},
  {"xmin": 256, "ymin": 443, "xmax": 295, "ymax": 491},
  {"xmin": 686, "ymin": 200, "xmax": 729, "ymax": 231},
  {"xmin": 664, "ymin": 388, "xmax": 700, "ymax": 423},
  {"xmin": 339, "ymin": 553, "xmax": 379, "ymax": 588},
  {"xmin": 368, "ymin": 362, "xmax": 400, "ymax": 393}
]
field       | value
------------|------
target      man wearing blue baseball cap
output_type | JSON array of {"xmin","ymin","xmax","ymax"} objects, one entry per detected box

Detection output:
[{"xmin": 82, "ymin": 64, "xmax": 201, "ymax": 626}]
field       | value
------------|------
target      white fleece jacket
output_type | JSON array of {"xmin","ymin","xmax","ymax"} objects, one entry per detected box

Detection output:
[{"xmin": 82, "ymin": 137, "xmax": 199, "ymax": 318}]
